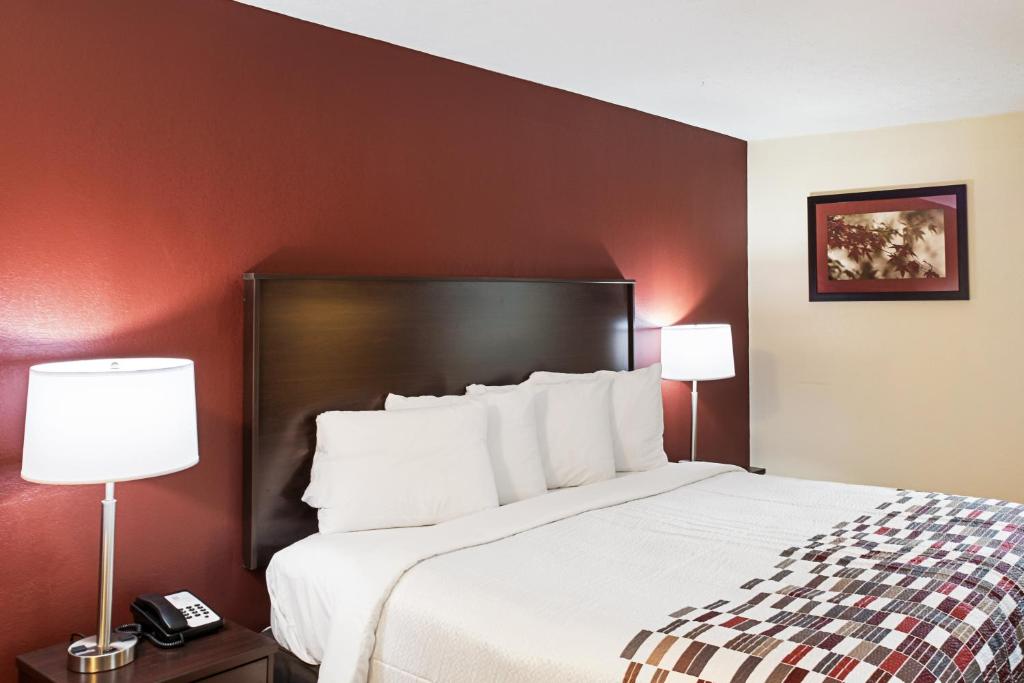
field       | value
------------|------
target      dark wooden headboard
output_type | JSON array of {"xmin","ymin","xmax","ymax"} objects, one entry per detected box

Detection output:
[{"xmin": 242, "ymin": 274, "xmax": 635, "ymax": 569}]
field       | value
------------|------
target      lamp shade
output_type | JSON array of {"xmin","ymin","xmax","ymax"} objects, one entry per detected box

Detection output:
[
  {"xmin": 22, "ymin": 358, "xmax": 199, "ymax": 484},
  {"xmin": 661, "ymin": 324, "xmax": 735, "ymax": 381}
]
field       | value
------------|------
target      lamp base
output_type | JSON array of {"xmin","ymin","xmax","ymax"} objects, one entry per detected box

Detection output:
[{"xmin": 67, "ymin": 632, "xmax": 137, "ymax": 673}]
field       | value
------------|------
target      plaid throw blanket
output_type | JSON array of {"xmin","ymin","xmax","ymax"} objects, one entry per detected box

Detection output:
[{"xmin": 621, "ymin": 492, "xmax": 1024, "ymax": 683}]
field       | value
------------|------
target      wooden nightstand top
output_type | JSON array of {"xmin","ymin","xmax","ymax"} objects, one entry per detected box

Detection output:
[{"xmin": 16, "ymin": 621, "xmax": 277, "ymax": 683}]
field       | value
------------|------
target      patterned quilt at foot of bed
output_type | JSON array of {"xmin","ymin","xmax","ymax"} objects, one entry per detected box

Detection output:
[{"xmin": 620, "ymin": 491, "xmax": 1024, "ymax": 683}]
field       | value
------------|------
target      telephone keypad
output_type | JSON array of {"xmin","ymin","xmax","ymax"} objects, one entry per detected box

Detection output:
[{"xmin": 165, "ymin": 590, "xmax": 220, "ymax": 628}]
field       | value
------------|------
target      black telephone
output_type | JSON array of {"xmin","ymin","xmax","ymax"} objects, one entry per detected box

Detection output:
[{"xmin": 124, "ymin": 591, "xmax": 223, "ymax": 648}]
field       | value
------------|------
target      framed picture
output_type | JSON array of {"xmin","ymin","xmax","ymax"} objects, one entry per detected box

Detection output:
[{"xmin": 807, "ymin": 184, "xmax": 968, "ymax": 301}]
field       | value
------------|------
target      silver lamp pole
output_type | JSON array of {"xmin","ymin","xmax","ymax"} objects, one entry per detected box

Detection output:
[
  {"xmin": 97, "ymin": 482, "xmax": 116, "ymax": 652},
  {"xmin": 690, "ymin": 380, "xmax": 699, "ymax": 461},
  {"xmin": 67, "ymin": 482, "xmax": 138, "ymax": 672}
]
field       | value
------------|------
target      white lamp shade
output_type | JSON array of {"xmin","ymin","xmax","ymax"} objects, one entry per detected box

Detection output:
[
  {"xmin": 661, "ymin": 324, "xmax": 735, "ymax": 381},
  {"xmin": 22, "ymin": 358, "xmax": 199, "ymax": 484}
]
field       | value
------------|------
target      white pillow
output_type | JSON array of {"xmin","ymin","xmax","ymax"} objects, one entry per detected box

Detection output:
[
  {"xmin": 467, "ymin": 381, "xmax": 616, "ymax": 488},
  {"xmin": 303, "ymin": 402, "xmax": 498, "ymax": 533},
  {"xmin": 385, "ymin": 391, "xmax": 547, "ymax": 505},
  {"xmin": 528, "ymin": 363, "xmax": 668, "ymax": 472}
]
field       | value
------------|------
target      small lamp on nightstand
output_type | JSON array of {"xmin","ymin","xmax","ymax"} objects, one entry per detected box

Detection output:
[
  {"xmin": 661, "ymin": 324, "xmax": 735, "ymax": 461},
  {"xmin": 21, "ymin": 358, "xmax": 199, "ymax": 673}
]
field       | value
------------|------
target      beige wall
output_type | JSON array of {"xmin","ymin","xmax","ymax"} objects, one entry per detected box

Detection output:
[{"xmin": 748, "ymin": 113, "xmax": 1024, "ymax": 502}]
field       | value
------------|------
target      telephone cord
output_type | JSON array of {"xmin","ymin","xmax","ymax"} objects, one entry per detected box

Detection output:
[{"xmin": 115, "ymin": 622, "xmax": 186, "ymax": 649}]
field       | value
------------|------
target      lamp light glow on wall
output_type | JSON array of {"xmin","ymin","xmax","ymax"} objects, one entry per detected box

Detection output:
[
  {"xmin": 661, "ymin": 324, "xmax": 735, "ymax": 461},
  {"xmin": 21, "ymin": 358, "xmax": 198, "ymax": 672}
]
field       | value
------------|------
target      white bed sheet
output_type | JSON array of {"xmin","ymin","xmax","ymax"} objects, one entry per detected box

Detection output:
[{"xmin": 267, "ymin": 462, "xmax": 896, "ymax": 683}]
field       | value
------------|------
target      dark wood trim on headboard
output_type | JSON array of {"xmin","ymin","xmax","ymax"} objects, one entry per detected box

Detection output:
[{"xmin": 242, "ymin": 274, "xmax": 635, "ymax": 570}]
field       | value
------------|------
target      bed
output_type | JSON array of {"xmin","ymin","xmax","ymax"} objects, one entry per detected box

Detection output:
[{"xmin": 244, "ymin": 275, "xmax": 1024, "ymax": 683}]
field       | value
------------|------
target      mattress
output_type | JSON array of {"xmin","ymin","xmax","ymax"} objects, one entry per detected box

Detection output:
[{"xmin": 268, "ymin": 463, "xmax": 904, "ymax": 682}]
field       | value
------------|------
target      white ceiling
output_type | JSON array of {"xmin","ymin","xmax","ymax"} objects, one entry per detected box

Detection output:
[{"xmin": 236, "ymin": 0, "xmax": 1024, "ymax": 140}]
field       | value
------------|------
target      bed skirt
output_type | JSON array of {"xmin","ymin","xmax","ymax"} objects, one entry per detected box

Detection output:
[{"xmin": 263, "ymin": 627, "xmax": 319, "ymax": 683}]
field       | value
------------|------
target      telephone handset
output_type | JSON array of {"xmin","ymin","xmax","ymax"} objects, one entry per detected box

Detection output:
[{"xmin": 124, "ymin": 591, "xmax": 223, "ymax": 647}]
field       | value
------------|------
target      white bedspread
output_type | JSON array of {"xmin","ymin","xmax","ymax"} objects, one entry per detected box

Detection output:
[{"xmin": 267, "ymin": 462, "xmax": 896, "ymax": 683}]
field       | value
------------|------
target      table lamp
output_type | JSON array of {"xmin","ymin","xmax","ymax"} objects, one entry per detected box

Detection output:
[
  {"xmin": 21, "ymin": 358, "xmax": 199, "ymax": 673},
  {"xmin": 661, "ymin": 324, "xmax": 735, "ymax": 461}
]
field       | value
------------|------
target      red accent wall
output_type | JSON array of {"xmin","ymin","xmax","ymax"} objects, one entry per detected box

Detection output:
[{"xmin": 0, "ymin": 0, "xmax": 747, "ymax": 672}]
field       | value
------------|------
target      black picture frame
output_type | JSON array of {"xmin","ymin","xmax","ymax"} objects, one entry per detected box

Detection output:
[{"xmin": 807, "ymin": 184, "xmax": 969, "ymax": 302}]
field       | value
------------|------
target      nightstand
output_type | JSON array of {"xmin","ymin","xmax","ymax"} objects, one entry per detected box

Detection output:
[
  {"xmin": 747, "ymin": 466, "xmax": 766, "ymax": 475},
  {"xmin": 17, "ymin": 621, "xmax": 277, "ymax": 683}
]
